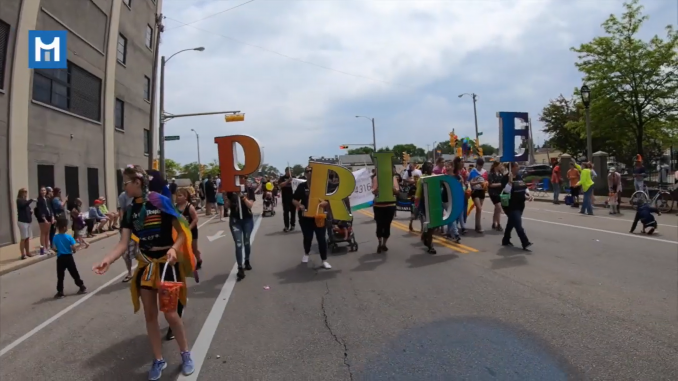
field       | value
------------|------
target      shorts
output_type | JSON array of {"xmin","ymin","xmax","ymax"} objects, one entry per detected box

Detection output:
[
  {"xmin": 207, "ymin": 197, "xmax": 217, "ymax": 204},
  {"xmin": 18, "ymin": 222, "xmax": 32, "ymax": 239},
  {"xmin": 489, "ymin": 194, "xmax": 501, "ymax": 205},
  {"xmin": 217, "ymin": 202, "xmax": 224, "ymax": 206},
  {"xmin": 471, "ymin": 190, "xmax": 485, "ymax": 200},
  {"xmin": 191, "ymin": 229, "xmax": 198, "ymax": 239},
  {"xmin": 75, "ymin": 229, "xmax": 86, "ymax": 238}
]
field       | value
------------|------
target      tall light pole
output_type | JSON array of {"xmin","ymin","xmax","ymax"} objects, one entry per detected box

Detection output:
[
  {"xmin": 458, "ymin": 93, "xmax": 480, "ymax": 141},
  {"xmin": 190, "ymin": 129, "xmax": 202, "ymax": 182},
  {"xmin": 159, "ymin": 46, "xmax": 205, "ymax": 177},
  {"xmin": 580, "ymin": 84, "xmax": 592, "ymax": 161},
  {"xmin": 355, "ymin": 116, "xmax": 377, "ymax": 152}
]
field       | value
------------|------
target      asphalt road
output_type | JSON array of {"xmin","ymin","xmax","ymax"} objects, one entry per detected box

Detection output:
[{"xmin": 0, "ymin": 202, "xmax": 676, "ymax": 381}]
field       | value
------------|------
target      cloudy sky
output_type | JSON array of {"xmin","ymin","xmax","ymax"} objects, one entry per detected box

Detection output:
[{"xmin": 160, "ymin": 0, "xmax": 676, "ymax": 172}]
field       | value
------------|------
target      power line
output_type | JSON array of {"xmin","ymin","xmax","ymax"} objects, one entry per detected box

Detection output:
[
  {"xmin": 163, "ymin": 16, "xmax": 419, "ymax": 89},
  {"xmin": 164, "ymin": 0, "xmax": 256, "ymax": 31}
]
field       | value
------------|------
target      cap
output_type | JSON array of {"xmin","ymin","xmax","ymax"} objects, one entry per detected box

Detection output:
[{"xmin": 46, "ymin": 187, "xmax": 53, "ymax": 192}]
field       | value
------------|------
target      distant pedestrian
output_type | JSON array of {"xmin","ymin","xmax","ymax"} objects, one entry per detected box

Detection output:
[
  {"xmin": 501, "ymin": 162, "xmax": 533, "ymax": 251},
  {"xmin": 551, "ymin": 165, "xmax": 561, "ymax": 205},
  {"xmin": 53, "ymin": 217, "xmax": 87, "ymax": 299},
  {"xmin": 36, "ymin": 186, "xmax": 53, "ymax": 255},
  {"xmin": 577, "ymin": 162, "xmax": 595, "ymax": 215}
]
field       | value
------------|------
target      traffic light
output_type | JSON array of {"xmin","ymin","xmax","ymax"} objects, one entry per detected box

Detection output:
[
  {"xmin": 402, "ymin": 152, "xmax": 410, "ymax": 164},
  {"xmin": 456, "ymin": 147, "xmax": 462, "ymax": 157},
  {"xmin": 152, "ymin": 159, "xmax": 159, "ymax": 170},
  {"xmin": 449, "ymin": 132, "xmax": 457, "ymax": 147},
  {"xmin": 339, "ymin": 145, "xmax": 349, "ymax": 149},
  {"xmin": 477, "ymin": 147, "xmax": 483, "ymax": 156},
  {"xmin": 225, "ymin": 113, "xmax": 245, "ymax": 122}
]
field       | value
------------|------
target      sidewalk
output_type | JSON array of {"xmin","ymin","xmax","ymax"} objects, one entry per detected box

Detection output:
[
  {"xmin": 0, "ymin": 229, "xmax": 119, "ymax": 276},
  {"xmin": 532, "ymin": 192, "xmax": 633, "ymax": 210}
]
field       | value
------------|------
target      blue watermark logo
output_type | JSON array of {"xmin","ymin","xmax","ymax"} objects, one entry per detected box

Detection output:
[{"xmin": 28, "ymin": 30, "xmax": 67, "ymax": 69}]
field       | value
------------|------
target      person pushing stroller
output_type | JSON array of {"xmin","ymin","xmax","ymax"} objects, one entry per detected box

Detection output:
[{"xmin": 629, "ymin": 202, "xmax": 661, "ymax": 235}]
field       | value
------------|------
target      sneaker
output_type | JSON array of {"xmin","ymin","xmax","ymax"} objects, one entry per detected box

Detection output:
[
  {"xmin": 301, "ymin": 254, "xmax": 309, "ymax": 263},
  {"xmin": 453, "ymin": 235, "xmax": 461, "ymax": 243},
  {"xmin": 236, "ymin": 267, "xmax": 245, "ymax": 280},
  {"xmin": 377, "ymin": 245, "xmax": 382, "ymax": 254},
  {"xmin": 244, "ymin": 260, "xmax": 252, "ymax": 271},
  {"xmin": 290, "ymin": 226, "xmax": 295, "ymax": 231},
  {"xmin": 502, "ymin": 240, "xmax": 514, "ymax": 247},
  {"xmin": 196, "ymin": 260, "xmax": 203, "ymax": 270},
  {"xmin": 382, "ymin": 245, "xmax": 389, "ymax": 252},
  {"xmin": 523, "ymin": 242, "xmax": 533, "ymax": 251},
  {"xmin": 322, "ymin": 261, "xmax": 332, "ymax": 269},
  {"xmin": 54, "ymin": 292, "xmax": 65, "ymax": 299},
  {"xmin": 148, "ymin": 359, "xmax": 167, "ymax": 381},
  {"xmin": 165, "ymin": 328, "xmax": 175, "ymax": 341},
  {"xmin": 77, "ymin": 286, "xmax": 88, "ymax": 295},
  {"xmin": 283, "ymin": 227, "xmax": 290, "ymax": 232},
  {"xmin": 181, "ymin": 351, "xmax": 195, "ymax": 376},
  {"xmin": 40, "ymin": 246, "xmax": 45, "ymax": 255}
]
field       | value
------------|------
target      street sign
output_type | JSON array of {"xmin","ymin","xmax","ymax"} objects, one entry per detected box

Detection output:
[
  {"xmin": 478, "ymin": 132, "xmax": 484, "ymax": 136},
  {"xmin": 165, "ymin": 136, "xmax": 180, "ymax": 141}
]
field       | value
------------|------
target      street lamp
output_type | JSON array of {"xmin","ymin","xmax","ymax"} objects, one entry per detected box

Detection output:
[
  {"xmin": 355, "ymin": 116, "xmax": 377, "ymax": 152},
  {"xmin": 190, "ymin": 129, "xmax": 202, "ymax": 182},
  {"xmin": 580, "ymin": 84, "xmax": 592, "ymax": 161},
  {"xmin": 159, "ymin": 46, "xmax": 205, "ymax": 177},
  {"xmin": 458, "ymin": 93, "xmax": 480, "ymax": 141}
]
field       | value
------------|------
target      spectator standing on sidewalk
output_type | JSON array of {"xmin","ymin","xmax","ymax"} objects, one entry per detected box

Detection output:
[
  {"xmin": 551, "ymin": 165, "xmax": 562, "ymax": 204},
  {"xmin": 16, "ymin": 188, "xmax": 35, "ymax": 259}
]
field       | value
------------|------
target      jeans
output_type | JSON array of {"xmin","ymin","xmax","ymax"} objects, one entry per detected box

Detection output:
[
  {"xmin": 634, "ymin": 179, "xmax": 644, "ymax": 192},
  {"xmin": 299, "ymin": 217, "xmax": 327, "ymax": 260},
  {"xmin": 580, "ymin": 187, "xmax": 593, "ymax": 214},
  {"xmin": 282, "ymin": 197, "xmax": 296, "ymax": 228},
  {"xmin": 374, "ymin": 206, "xmax": 396, "ymax": 239},
  {"xmin": 503, "ymin": 209, "xmax": 529, "ymax": 247},
  {"xmin": 229, "ymin": 216, "xmax": 254, "ymax": 267},
  {"xmin": 553, "ymin": 183, "xmax": 560, "ymax": 203}
]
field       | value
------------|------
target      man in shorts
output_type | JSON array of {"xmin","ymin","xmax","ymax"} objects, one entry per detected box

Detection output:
[{"xmin": 117, "ymin": 190, "xmax": 137, "ymax": 283}]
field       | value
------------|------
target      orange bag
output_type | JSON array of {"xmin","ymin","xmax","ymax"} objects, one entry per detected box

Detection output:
[
  {"xmin": 158, "ymin": 262, "xmax": 183, "ymax": 313},
  {"xmin": 314, "ymin": 204, "xmax": 326, "ymax": 228}
]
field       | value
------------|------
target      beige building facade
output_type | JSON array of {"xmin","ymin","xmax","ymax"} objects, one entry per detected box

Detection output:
[{"xmin": 0, "ymin": 0, "xmax": 162, "ymax": 246}]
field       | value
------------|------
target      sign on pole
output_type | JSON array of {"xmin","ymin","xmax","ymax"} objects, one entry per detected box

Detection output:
[{"xmin": 164, "ymin": 136, "xmax": 180, "ymax": 141}]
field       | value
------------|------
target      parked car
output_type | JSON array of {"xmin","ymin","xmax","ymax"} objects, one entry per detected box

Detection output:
[{"xmin": 523, "ymin": 164, "xmax": 552, "ymax": 177}]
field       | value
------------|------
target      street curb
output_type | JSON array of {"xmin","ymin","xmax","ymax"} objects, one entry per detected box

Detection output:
[
  {"xmin": 532, "ymin": 197, "xmax": 634, "ymax": 210},
  {"xmin": 0, "ymin": 231, "xmax": 118, "ymax": 277}
]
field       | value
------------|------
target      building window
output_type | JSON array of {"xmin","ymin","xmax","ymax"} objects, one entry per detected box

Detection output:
[
  {"xmin": 143, "ymin": 75, "xmax": 150, "ymax": 100},
  {"xmin": 145, "ymin": 25, "xmax": 153, "ymax": 49},
  {"xmin": 144, "ymin": 129, "xmax": 151, "ymax": 155},
  {"xmin": 117, "ymin": 34, "xmax": 127, "ymax": 64},
  {"xmin": 32, "ymin": 61, "xmax": 102, "ymax": 121},
  {"xmin": 0, "ymin": 20, "xmax": 9, "ymax": 90},
  {"xmin": 115, "ymin": 99, "xmax": 124, "ymax": 130},
  {"xmin": 87, "ymin": 168, "xmax": 100, "ymax": 206},
  {"xmin": 123, "ymin": 0, "xmax": 131, "ymax": 7}
]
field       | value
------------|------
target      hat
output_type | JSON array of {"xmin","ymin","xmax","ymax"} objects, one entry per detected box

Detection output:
[
  {"xmin": 94, "ymin": 199, "xmax": 103, "ymax": 205},
  {"xmin": 46, "ymin": 187, "xmax": 53, "ymax": 192}
]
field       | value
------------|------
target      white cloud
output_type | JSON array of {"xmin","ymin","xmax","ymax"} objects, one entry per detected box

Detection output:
[{"xmin": 159, "ymin": 0, "xmax": 675, "ymax": 171}]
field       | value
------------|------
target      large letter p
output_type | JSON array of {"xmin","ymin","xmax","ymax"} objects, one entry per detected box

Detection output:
[{"xmin": 214, "ymin": 135, "xmax": 262, "ymax": 192}]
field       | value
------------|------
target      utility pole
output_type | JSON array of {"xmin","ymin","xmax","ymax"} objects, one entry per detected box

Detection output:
[
  {"xmin": 472, "ymin": 94, "xmax": 479, "ymax": 142},
  {"xmin": 191, "ymin": 129, "xmax": 202, "ymax": 183},
  {"xmin": 147, "ymin": 13, "xmax": 163, "ymax": 170},
  {"xmin": 371, "ymin": 118, "xmax": 376, "ymax": 152},
  {"xmin": 528, "ymin": 118, "xmax": 536, "ymax": 164},
  {"xmin": 158, "ymin": 55, "xmax": 166, "ymax": 176}
]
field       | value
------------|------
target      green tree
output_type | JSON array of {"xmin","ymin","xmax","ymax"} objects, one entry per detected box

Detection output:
[
  {"xmin": 182, "ymin": 162, "xmax": 201, "ymax": 183},
  {"xmin": 291, "ymin": 164, "xmax": 305, "ymax": 176},
  {"xmin": 479, "ymin": 144, "xmax": 496, "ymax": 156},
  {"xmin": 571, "ymin": 0, "xmax": 678, "ymax": 157},
  {"xmin": 165, "ymin": 159, "xmax": 182, "ymax": 178},
  {"xmin": 347, "ymin": 146, "xmax": 374, "ymax": 155},
  {"xmin": 539, "ymin": 95, "xmax": 585, "ymax": 155}
]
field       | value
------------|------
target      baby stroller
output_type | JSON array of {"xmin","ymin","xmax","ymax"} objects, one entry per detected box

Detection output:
[
  {"xmin": 262, "ymin": 191, "xmax": 276, "ymax": 217},
  {"xmin": 326, "ymin": 198, "xmax": 358, "ymax": 253}
]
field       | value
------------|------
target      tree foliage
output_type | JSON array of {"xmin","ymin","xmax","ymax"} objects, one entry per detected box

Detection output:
[
  {"xmin": 539, "ymin": 95, "xmax": 586, "ymax": 155},
  {"xmin": 570, "ymin": 0, "xmax": 678, "ymax": 158}
]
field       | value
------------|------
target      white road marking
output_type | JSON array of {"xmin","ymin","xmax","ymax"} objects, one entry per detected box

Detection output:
[
  {"xmin": 525, "ymin": 206, "xmax": 676, "ymax": 228},
  {"xmin": 483, "ymin": 211, "xmax": 677, "ymax": 245},
  {"xmin": 178, "ymin": 215, "xmax": 262, "ymax": 381},
  {"xmin": 0, "ymin": 214, "xmax": 218, "ymax": 358},
  {"xmin": 206, "ymin": 230, "xmax": 226, "ymax": 242}
]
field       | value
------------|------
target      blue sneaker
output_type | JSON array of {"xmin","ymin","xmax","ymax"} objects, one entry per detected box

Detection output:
[
  {"xmin": 148, "ymin": 359, "xmax": 167, "ymax": 381},
  {"xmin": 181, "ymin": 351, "xmax": 195, "ymax": 376}
]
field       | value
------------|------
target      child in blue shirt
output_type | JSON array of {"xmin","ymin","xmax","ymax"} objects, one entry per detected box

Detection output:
[{"xmin": 53, "ymin": 217, "xmax": 87, "ymax": 299}]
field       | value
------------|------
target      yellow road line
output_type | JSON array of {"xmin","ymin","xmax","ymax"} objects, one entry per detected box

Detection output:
[{"xmin": 358, "ymin": 210, "xmax": 479, "ymax": 254}]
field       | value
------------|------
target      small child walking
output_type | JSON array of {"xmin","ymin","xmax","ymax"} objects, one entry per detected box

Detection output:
[
  {"xmin": 53, "ymin": 217, "xmax": 87, "ymax": 299},
  {"xmin": 630, "ymin": 203, "xmax": 661, "ymax": 235}
]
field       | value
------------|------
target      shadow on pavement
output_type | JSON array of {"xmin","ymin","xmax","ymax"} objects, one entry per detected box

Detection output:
[
  {"xmin": 350, "ymin": 253, "xmax": 387, "ymax": 272},
  {"xmin": 95, "ymin": 279, "xmax": 132, "ymax": 296},
  {"xmin": 189, "ymin": 273, "xmax": 230, "ymax": 299},
  {"xmin": 490, "ymin": 248, "xmax": 530, "ymax": 270},
  {"xmin": 354, "ymin": 316, "xmax": 579, "ymax": 381},
  {"xmin": 265, "ymin": 230, "xmax": 302, "ymax": 237},
  {"xmin": 84, "ymin": 334, "xmax": 181, "ymax": 380},
  {"xmin": 274, "ymin": 263, "xmax": 342, "ymax": 284},
  {"xmin": 405, "ymin": 253, "xmax": 458, "ymax": 268}
]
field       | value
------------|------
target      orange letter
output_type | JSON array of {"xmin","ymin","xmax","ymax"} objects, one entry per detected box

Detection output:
[{"xmin": 214, "ymin": 135, "xmax": 262, "ymax": 192}]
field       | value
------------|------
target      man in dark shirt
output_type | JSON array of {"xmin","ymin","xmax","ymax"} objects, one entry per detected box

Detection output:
[
  {"xmin": 500, "ymin": 163, "xmax": 533, "ymax": 250},
  {"xmin": 204, "ymin": 176, "xmax": 217, "ymax": 215},
  {"xmin": 278, "ymin": 167, "xmax": 296, "ymax": 232},
  {"xmin": 169, "ymin": 179, "xmax": 178, "ymax": 203}
]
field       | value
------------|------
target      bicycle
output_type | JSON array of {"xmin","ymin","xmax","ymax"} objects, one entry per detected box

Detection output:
[{"xmin": 630, "ymin": 183, "xmax": 674, "ymax": 213}]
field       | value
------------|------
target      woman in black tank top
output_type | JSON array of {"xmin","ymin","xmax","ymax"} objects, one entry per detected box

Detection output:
[{"xmin": 176, "ymin": 189, "xmax": 202, "ymax": 269}]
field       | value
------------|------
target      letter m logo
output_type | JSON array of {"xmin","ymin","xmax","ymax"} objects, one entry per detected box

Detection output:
[{"xmin": 28, "ymin": 30, "xmax": 67, "ymax": 69}]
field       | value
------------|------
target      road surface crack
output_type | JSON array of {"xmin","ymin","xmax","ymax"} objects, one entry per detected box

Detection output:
[{"xmin": 322, "ymin": 282, "xmax": 354, "ymax": 381}]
